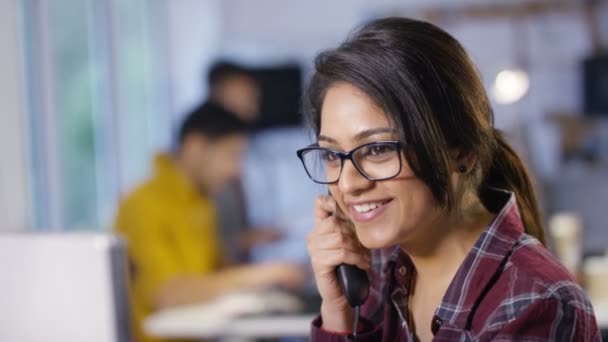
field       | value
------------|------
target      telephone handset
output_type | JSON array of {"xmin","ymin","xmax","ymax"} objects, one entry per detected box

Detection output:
[
  {"xmin": 336, "ymin": 264, "xmax": 370, "ymax": 307},
  {"xmin": 330, "ymin": 194, "xmax": 370, "ymax": 308}
]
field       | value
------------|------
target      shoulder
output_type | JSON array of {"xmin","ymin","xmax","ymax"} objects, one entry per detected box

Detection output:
[
  {"xmin": 507, "ymin": 234, "xmax": 585, "ymax": 304},
  {"xmin": 114, "ymin": 180, "xmax": 171, "ymax": 231},
  {"xmin": 117, "ymin": 181, "xmax": 157, "ymax": 212},
  {"xmin": 474, "ymin": 235, "xmax": 599, "ymax": 339}
]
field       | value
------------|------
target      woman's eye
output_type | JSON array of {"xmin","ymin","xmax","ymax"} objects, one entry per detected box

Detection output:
[
  {"xmin": 370, "ymin": 146, "xmax": 387, "ymax": 155},
  {"xmin": 321, "ymin": 151, "xmax": 340, "ymax": 162},
  {"xmin": 369, "ymin": 144, "xmax": 395, "ymax": 155}
]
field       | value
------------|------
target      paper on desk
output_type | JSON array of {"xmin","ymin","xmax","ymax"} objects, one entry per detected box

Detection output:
[{"xmin": 144, "ymin": 290, "xmax": 304, "ymax": 338}]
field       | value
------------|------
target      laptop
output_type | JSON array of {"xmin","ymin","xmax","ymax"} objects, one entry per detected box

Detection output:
[{"xmin": 0, "ymin": 232, "xmax": 131, "ymax": 342}]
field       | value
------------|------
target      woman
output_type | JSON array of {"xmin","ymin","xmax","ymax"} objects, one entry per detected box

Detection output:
[{"xmin": 298, "ymin": 17, "xmax": 600, "ymax": 341}]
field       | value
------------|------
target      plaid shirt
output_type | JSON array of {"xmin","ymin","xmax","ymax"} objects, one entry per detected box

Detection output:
[{"xmin": 311, "ymin": 189, "xmax": 601, "ymax": 341}]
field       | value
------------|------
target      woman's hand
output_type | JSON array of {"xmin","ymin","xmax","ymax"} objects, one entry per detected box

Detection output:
[{"xmin": 307, "ymin": 195, "xmax": 371, "ymax": 331}]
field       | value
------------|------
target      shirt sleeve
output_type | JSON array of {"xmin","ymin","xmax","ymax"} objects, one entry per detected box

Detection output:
[
  {"xmin": 480, "ymin": 298, "xmax": 601, "ymax": 342},
  {"xmin": 310, "ymin": 315, "xmax": 383, "ymax": 341}
]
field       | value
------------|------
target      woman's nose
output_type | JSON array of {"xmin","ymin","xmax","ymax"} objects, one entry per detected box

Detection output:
[{"xmin": 338, "ymin": 159, "xmax": 373, "ymax": 195}]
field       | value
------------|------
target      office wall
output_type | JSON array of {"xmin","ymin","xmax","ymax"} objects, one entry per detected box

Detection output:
[
  {"xmin": 220, "ymin": 0, "xmax": 605, "ymax": 126},
  {"xmin": 166, "ymin": 0, "xmax": 222, "ymax": 120},
  {"xmin": 0, "ymin": 0, "xmax": 29, "ymax": 231}
]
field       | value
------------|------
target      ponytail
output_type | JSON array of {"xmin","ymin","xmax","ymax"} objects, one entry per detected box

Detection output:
[{"xmin": 481, "ymin": 130, "xmax": 545, "ymax": 243}]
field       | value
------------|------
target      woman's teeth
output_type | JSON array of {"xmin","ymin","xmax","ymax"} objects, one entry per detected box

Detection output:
[{"xmin": 353, "ymin": 202, "xmax": 385, "ymax": 213}]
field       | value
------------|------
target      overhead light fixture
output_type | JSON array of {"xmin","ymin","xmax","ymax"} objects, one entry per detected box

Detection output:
[
  {"xmin": 493, "ymin": 68, "xmax": 530, "ymax": 105},
  {"xmin": 492, "ymin": 13, "xmax": 530, "ymax": 105}
]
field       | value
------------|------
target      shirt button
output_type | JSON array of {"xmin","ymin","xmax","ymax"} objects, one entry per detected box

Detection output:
[
  {"xmin": 431, "ymin": 315, "xmax": 443, "ymax": 335},
  {"xmin": 398, "ymin": 266, "xmax": 407, "ymax": 276}
]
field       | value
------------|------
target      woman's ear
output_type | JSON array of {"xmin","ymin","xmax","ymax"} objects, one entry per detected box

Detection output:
[{"xmin": 450, "ymin": 149, "xmax": 477, "ymax": 174}]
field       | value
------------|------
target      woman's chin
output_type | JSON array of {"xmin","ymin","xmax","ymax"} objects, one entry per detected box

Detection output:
[{"xmin": 356, "ymin": 229, "xmax": 395, "ymax": 250}]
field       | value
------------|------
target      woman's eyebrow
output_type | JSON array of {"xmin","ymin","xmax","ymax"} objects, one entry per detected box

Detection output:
[
  {"xmin": 318, "ymin": 128, "xmax": 397, "ymax": 144},
  {"xmin": 317, "ymin": 135, "xmax": 336, "ymax": 144},
  {"xmin": 352, "ymin": 127, "xmax": 397, "ymax": 141}
]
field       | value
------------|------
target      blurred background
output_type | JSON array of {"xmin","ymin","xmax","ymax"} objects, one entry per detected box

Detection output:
[{"xmin": 1, "ymin": 0, "xmax": 608, "ymax": 341}]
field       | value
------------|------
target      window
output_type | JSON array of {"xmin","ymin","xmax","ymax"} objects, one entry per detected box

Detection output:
[{"xmin": 21, "ymin": 0, "xmax": 172, "ymax": 230}]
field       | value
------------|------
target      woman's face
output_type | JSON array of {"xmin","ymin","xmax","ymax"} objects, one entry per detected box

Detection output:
[{"xmin": 320, "ymin": 82, "xmax": 442, "ymax": 249}]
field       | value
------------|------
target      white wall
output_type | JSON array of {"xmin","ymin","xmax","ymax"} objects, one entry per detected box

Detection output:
[
  {"xmin": 166, "ymin": 0, "xmax": 222, "ymax": 120},
  {"xmin": 220, "ymin": 0, "xmax": 382, "ymax": 63},
  {"xmin": 219, "ymin": 0, "xmax": 539, "ymax": 62},
  {"xmin": 0, "ymin": 0, "xmax": 29, "ymax": 231}
]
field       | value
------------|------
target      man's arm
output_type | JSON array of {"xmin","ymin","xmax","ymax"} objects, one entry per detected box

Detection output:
[
  {"xmin": 154, "ymin": 262, "xmax": 305, "ymax": 309},
  {"xmin": 116, "ymin": 198, "xmax": 305, "ymax": 310}
]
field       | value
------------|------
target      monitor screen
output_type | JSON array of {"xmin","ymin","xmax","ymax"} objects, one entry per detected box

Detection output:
[
  {"xmin": 584, "ymin": 54, "xmax": 608, "ymax": 116},
  {"xmin": 252, "ymin": 64, "xmax": 303, "ymax": 130}
]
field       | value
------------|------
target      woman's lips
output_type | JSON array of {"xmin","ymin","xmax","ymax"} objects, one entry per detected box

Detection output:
[{"xmin": 349, "ymin": 199, "xmax": 393, "ymax": 223}]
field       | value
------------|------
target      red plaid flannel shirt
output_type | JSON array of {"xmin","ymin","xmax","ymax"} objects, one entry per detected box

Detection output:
[{"xmin": 311, "ymin": 189, "xmax": 601, "ymax": 341}]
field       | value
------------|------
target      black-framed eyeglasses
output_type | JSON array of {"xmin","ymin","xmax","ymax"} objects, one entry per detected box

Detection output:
[{"xmin": 296, "ymin": 141, "xmax": 404, "ymax": 184}]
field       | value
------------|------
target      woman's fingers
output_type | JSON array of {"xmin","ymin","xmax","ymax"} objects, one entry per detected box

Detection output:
[
  {"xmin": 313, "ymin": 232, "xmax": 365, "ymax": 255},
  {"xmin": 308, "ymin": 225, "xmax": 370, "ymax": 271},
  {"xmin": 310, "ymin": 248, "xmax": 371, "ymax": 271},
  {"xmin": 314, "ymin": 195, "xmax": 336, "ymax": 224},
  {"xmin": 308, "ymin": 196, "xmax": 371, "ymax": 308}
]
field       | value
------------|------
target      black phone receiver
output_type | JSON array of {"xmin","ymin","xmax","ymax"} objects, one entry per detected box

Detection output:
[
  {"xmin": 329, "ymin": 193, "xmax": 370, "ymax": 308},
  {"xmin": 336, "ymin": 263, "xmax": 369, "ymax": 307}
]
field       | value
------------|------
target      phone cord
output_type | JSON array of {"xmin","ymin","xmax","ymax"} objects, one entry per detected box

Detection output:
[{"xmin": 349, "ymin": 305, "xmax": 360, "ymax": 342}]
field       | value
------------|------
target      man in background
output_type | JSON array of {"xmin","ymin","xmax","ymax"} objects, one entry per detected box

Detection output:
[
  {"xmin": 115, "ymin": 103, "xmax": 304, "ymax": 342},
  {"xmin": 206, "ymin": 61, "xmax": 260, "ymax": 123},
  {"xmin": 206, "ymin": 61, "xmax": 284, "ymax": 263}
]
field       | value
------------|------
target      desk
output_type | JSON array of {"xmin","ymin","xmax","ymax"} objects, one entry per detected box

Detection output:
[
  {"xmin": 145, "ymin": 292, "xmax": 608, "ymax": 339},
  {"xmin": 146, "ymin": 313, "xmax": 315, "ymax": 339},
  {"xmin": 144, "ymin": 291, "xmax": 316, "ymax": 339}
]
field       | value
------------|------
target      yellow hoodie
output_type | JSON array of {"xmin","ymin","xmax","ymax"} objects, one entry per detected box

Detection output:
[{"xmin": 115, "ymin": 153, "xmax": 221, "ymax": 342}]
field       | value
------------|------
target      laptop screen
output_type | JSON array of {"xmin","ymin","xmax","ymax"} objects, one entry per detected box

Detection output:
[{"xmin": 0, "ymin": 233, "xmax": 131, "ymax": 342}]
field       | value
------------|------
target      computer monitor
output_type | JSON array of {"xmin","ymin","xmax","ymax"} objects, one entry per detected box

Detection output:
[
  {"xmin": 251, "ymin": 64, "xmax": 303, "ymax": 130},
  {"xmin": 584, "ymin": 53, "xmax": 608, "ymax": 116},
  {"xmin": 0, "ymin": 232, "xmax": 131, "ymax": 342}
]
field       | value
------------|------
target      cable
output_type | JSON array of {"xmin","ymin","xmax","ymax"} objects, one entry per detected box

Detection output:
[
  {"xmin": 343, "ymin": 305, "xmax": 361, "ymax": 342},
  {"xmin": 352, "ymin": 305, "xmax": 360, "ymax": 341}
]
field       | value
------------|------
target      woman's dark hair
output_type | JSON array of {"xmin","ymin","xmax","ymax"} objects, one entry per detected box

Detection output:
[{"xmin": 304, "ymin": 17, "xmax": 544, "ymax": 243}]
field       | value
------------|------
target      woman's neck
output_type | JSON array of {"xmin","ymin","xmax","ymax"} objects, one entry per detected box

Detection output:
[
  {"xmin": 401, "ymin": 199, "xmax": 494, "ymax": 284},
  {"xmin": 403, "ymin": 195, "xmax": 495, "ymax": 341}
]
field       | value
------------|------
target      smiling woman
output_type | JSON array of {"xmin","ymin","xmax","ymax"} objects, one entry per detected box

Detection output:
[{"xmin": 299, "ymin": 17, "xmax": 601, "ymax": 341}]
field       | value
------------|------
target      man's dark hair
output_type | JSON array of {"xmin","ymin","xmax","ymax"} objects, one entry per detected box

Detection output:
[
  {"xmin": 178, "ymin": 101, "xmax": 249, "ymax": 144},
  {"xmin": 207, "ymin": 60, "xmax": 254, "ymax": 87}
]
